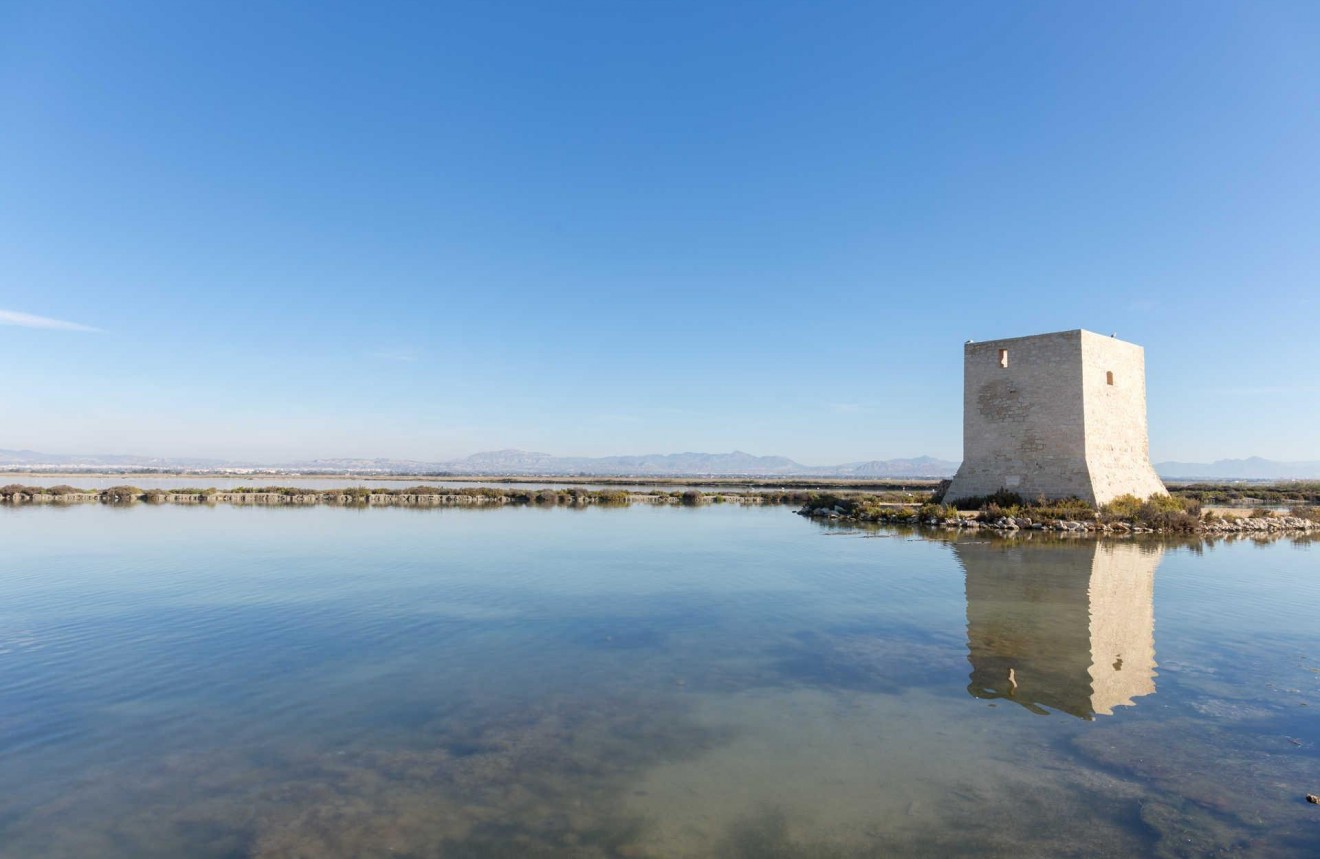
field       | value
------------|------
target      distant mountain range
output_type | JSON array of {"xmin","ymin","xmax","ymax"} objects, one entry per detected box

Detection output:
[
  {"xmin": 0, "ymin": 447, "xmax": 958, "ymax": 478},
  {"xmin": 2, "ymin": 448, "xmax": 1317, "ymax": 480},
  {"xmin": 366, "ymin": 449, "xmax": 958, "ymax": 477},
  {"xmin": 1153, "ymin": 457, "xmax": 1320, "ymax": 480}
]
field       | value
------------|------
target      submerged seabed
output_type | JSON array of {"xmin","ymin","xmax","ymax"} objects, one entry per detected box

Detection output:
[{"xmin": 0, "ymin": 505, "xmax": 1317, "ymax": 857}]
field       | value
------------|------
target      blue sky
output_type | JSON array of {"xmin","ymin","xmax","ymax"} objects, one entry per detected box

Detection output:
[{"xmin": 2, "ymin": 1, "xmax": 1318, "ymax": 464}]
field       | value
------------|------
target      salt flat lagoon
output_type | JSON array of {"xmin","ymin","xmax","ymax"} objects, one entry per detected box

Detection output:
[{"xmin": 1, "ymin": 505, "xmax": 1317, "ymax": 857}]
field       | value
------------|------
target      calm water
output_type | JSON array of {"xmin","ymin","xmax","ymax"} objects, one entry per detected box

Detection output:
[{"xmin": 0, "ymin": 505, "xmax": 1317, "ymax": 857}]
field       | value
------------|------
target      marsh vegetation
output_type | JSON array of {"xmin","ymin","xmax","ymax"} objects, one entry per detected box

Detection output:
[{"xmin": 800, "ymin": 486, "xmax": 1318, "ymax": 534}]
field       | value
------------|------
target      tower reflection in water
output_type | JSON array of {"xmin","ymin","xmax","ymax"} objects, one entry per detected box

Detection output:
[{"xmin": 954, "ymin": 540, "xmax": 1161, "ymax": 719}]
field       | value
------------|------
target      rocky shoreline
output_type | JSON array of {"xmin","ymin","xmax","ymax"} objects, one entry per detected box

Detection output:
[
  {"xmin": 0, "ymin": 485, "xmax": 792, "ymax": 509},
  {"xmin": 7, "ymin": 484, "xmax": 1317, "ymax": 534},
  {"xmin": 798, "ymin": 506, "xmax": 1320, "ymax": 535}
]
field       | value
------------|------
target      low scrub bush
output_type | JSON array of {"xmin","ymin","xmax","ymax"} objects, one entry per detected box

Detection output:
[
  {"xmin": 970, "ymin": 493, "xmax": 1095, "ymax": 523},
  {"xmin": 803, "ymin": 493, "xmax": 846, "ymax": 512},
  {"xmin": 1138, "ymin": 507, "xmax": 1200, "ymax": 532},
  {"xmin": 917, "ymin": 503, "xmax": 958, "ymax": 521},
  {"xmin": 1102, "ymin": 494, "xmax": 1197, "ymax": 521},
  {"xmin": 885, "ymin": 507, "xmax": 918, "ymax": 523},
  {"xmin": 1099, "ymin": 493, "xmax": 1201, "ymax": 531},
  {"xmin": 1101, "ymin": 494, "xmax": 1144, "ymax": 520},
  {"xmin": 1029, "ymin": 497, "xmax": 1095, "ymax": 521},
  {"xmin": 976, "ymin": 502, "xmax": 1019, "ymax": 522},
  {"xmin": 759, "ymin": 490, "xmax": 814, "ymax": 505},
  {"xmin": 953, "ymin": 490, "xmax": 1024, "ymax": 512}
]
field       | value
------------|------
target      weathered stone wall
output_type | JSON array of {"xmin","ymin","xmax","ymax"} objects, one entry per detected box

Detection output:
[
  {"xmin": 944, "ymin": 329, "xmax": 1167, "ymax": 506},
  {"xmin": 1080, "ymin": 331, "xmax": 1167, "ymax": 503},
  {"xmin": 945, "ymin": 331, "xmax": 1091, "ymax": 502}
]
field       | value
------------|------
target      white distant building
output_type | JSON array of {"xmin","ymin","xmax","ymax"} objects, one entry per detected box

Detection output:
[{"xmin": 943, "ymin": 329, "xmax": 1167, "ymax": 506}]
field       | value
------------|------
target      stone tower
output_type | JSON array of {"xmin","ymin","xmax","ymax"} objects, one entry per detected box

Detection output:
[{"xmin": 943, "ymin": 329, "xmax": 1166, "ymax": 506}]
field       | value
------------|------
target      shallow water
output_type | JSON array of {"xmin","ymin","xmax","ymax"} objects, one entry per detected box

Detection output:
[{"xmin": 0, "ymin": 505, "xmax": 1317, "ymax": 857}]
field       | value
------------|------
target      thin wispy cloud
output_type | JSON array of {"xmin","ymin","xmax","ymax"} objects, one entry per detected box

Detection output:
[
  {"xmin": 1211, "ymin": 384, "xmax": 1320, "ymax": 396},
  {"xmin": 0, "ymin": 309, "xmax": 100, "ymax": 332},
  {"xmin": 367, "ymin": 349, "xmax": 419, "ymax": 363}
]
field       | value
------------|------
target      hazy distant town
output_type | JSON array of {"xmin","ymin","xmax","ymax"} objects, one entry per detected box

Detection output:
[{"xmin": 2, "ymin": 447, "xmax": 1319, "ymax": 481}]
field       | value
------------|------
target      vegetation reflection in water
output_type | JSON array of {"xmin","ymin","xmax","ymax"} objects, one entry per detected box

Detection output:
[{"xmin": 0, "ymin": 505, "xmax": 1317, "ymax": 857}]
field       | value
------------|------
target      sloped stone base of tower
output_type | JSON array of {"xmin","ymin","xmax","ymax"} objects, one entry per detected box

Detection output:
[
  {"xmin": 943, "ymin": 457, "xmax": 1166, "ymax": 507},
  {"xmin": 1082, "ymin": 456, "xmax": 1167, "ymax": 507}
]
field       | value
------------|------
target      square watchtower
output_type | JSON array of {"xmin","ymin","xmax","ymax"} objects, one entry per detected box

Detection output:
[{"xmin": 942, "ymin": 329, "xmax": 1166, "ymax": 506}]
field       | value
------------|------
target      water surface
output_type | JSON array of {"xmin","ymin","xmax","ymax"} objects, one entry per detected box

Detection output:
[{"xmin": 0, "ymin": 505, "xmax": 1316, "ymax": 857}]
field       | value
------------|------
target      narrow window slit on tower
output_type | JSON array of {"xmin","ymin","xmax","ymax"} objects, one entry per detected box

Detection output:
[
  {"xmin": 999, "ymin": 349, "xmax": 1008, "ymax": 368},
  {"xmin": 1106, "ymin": 371, "xmax": 1114, "ymax": 386}
]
